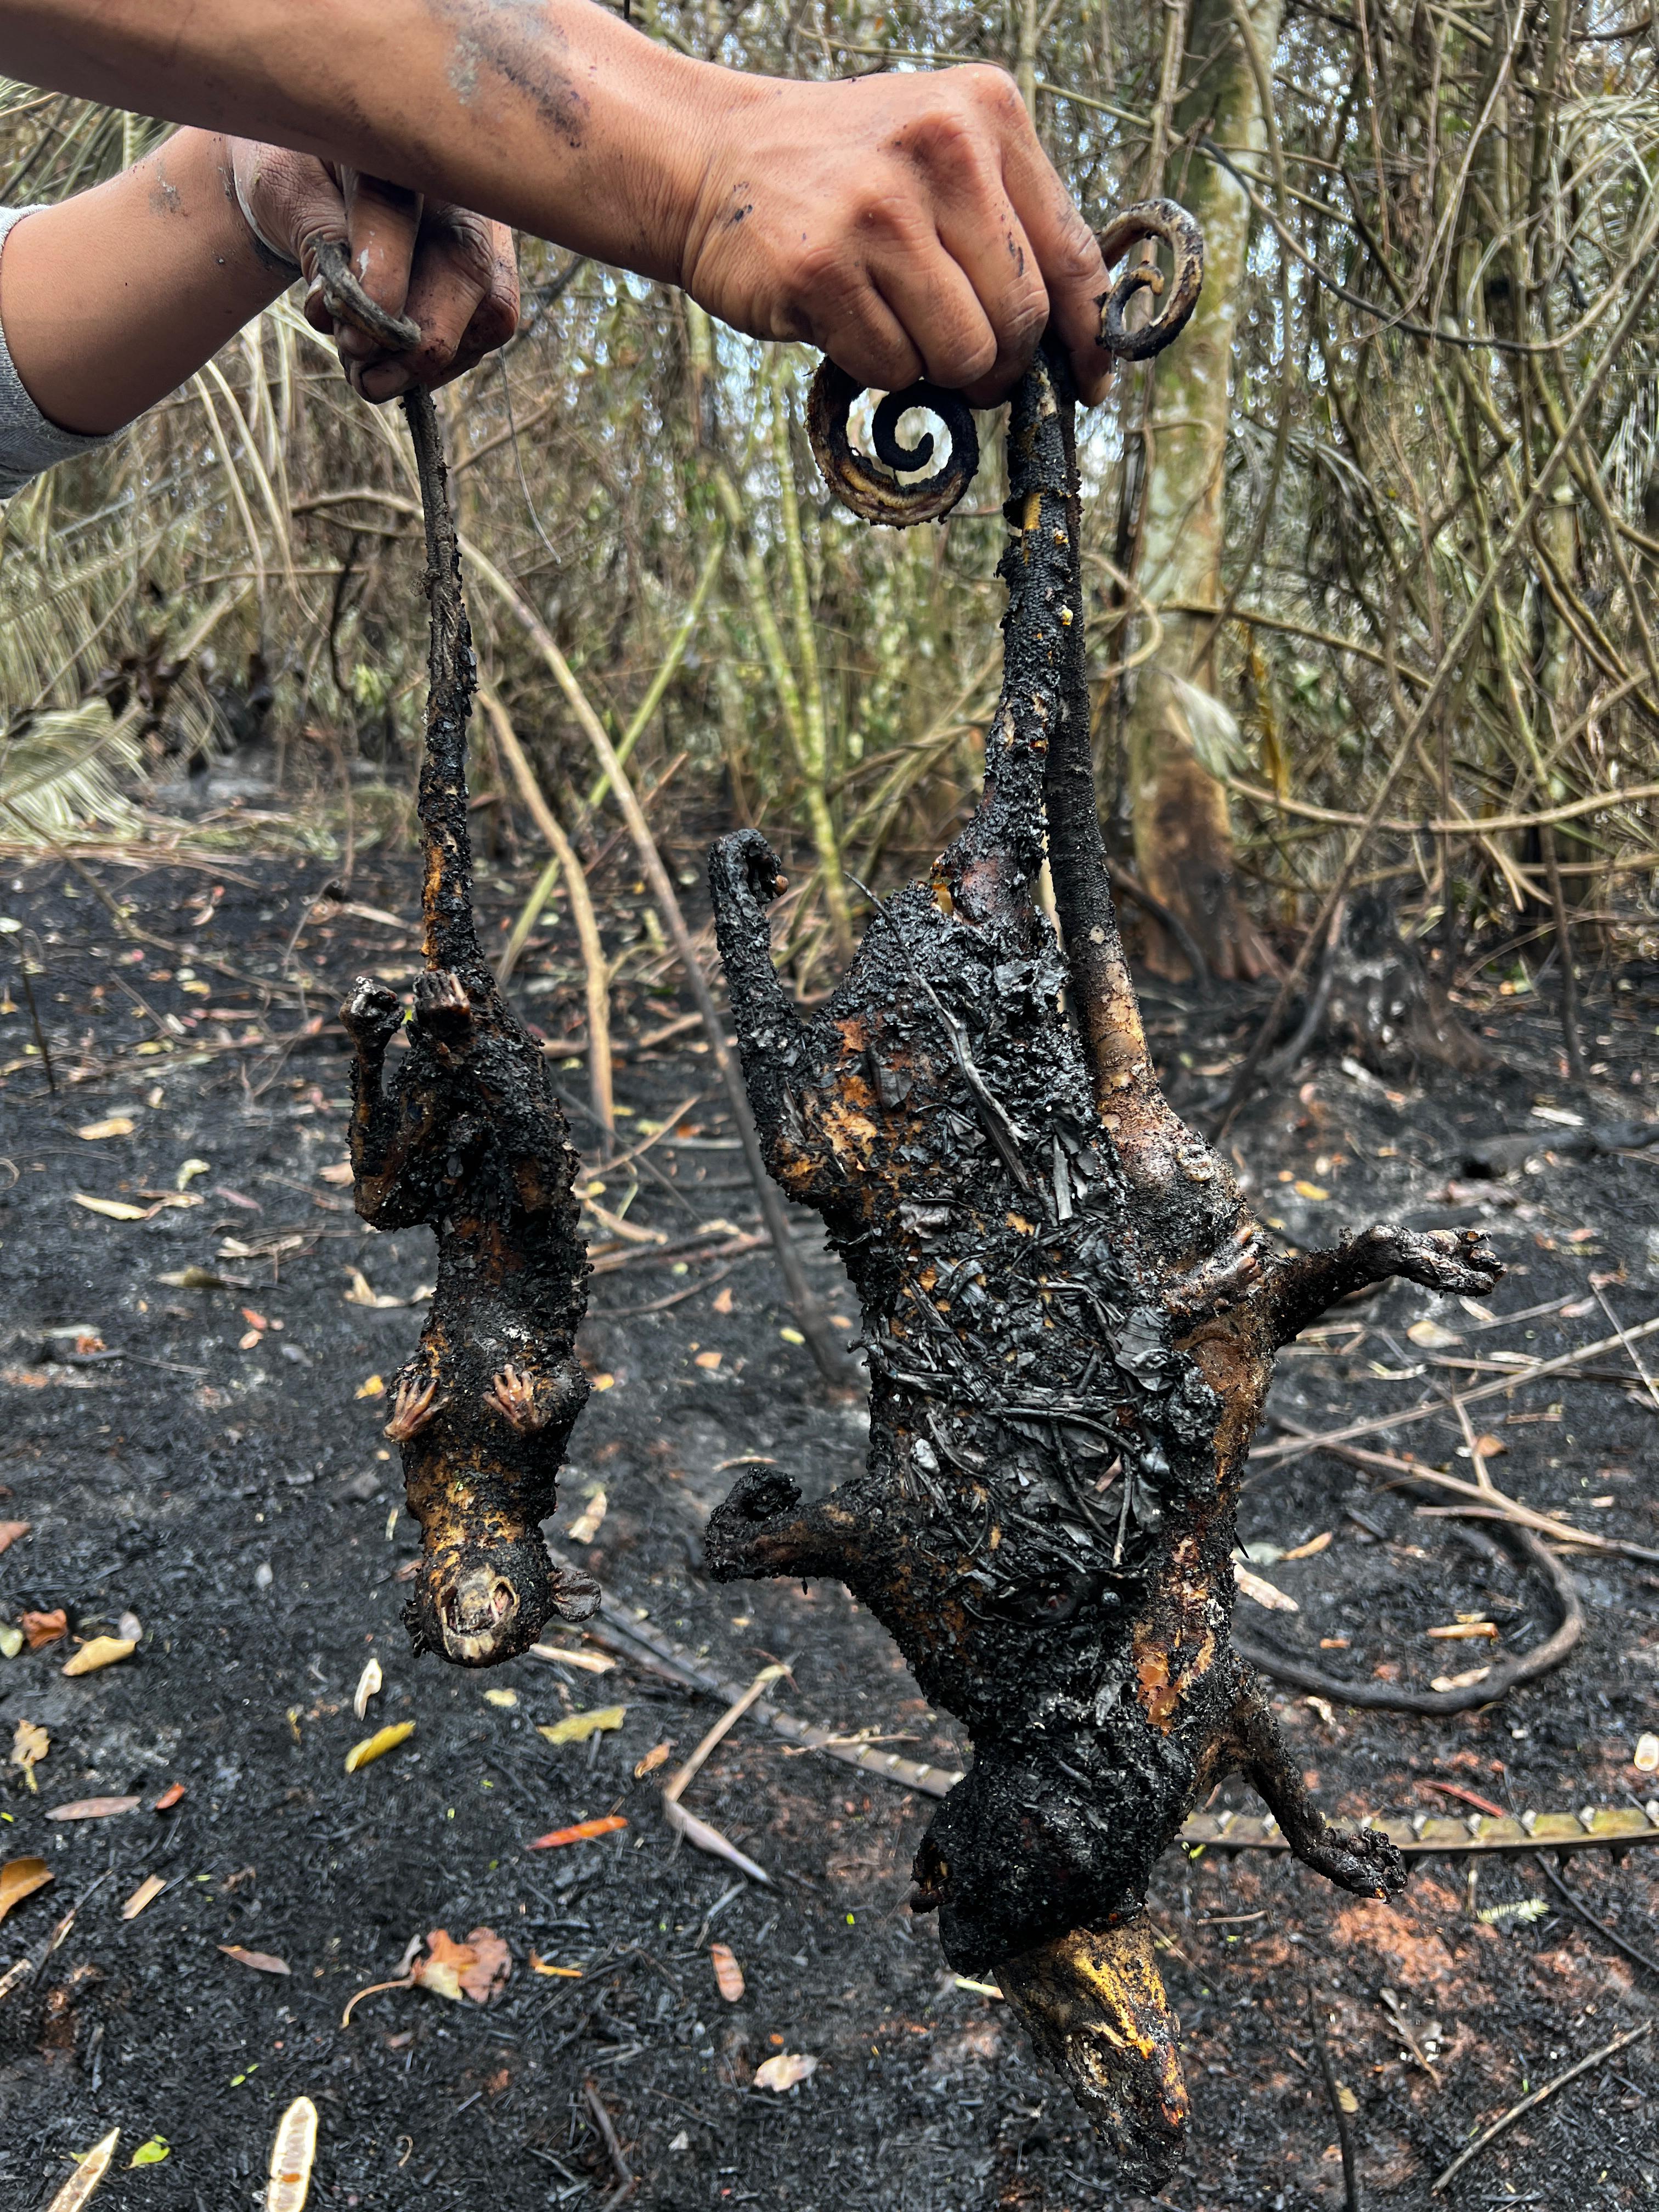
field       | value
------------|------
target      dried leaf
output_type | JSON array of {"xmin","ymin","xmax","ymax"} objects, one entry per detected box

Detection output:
[
  {"xmin": 693, "ymin": 1349, "xmax": 723, "ymax": 1370},
  {"xmin": 153, "ymin": 1781, "xmax": 186, "ymax": 1812},
  {"xmin": 528, "ymin": 1643, "xmax": 616, "ymax": 1675},
  {"xmin": 117, "ymin": 1610, "xmax": 142, "ymax": 1644},
  {"xmin": 76, "ymin": 1117, "xmax": 134, "ymax": 1141},
  {"xmin": 46, "ymin": 1796, "xmax": 140, "ymax": 1821},
  {"xmin": 11, "ymin": 1719, "xmax": 47, "ymax": 1773},
  {"xmin": 220, "ymin": 1943, "xmax": 292, "ymax": 1976},
  {"xmin": 344, "ymin": 1720, "xmax": 414, "ymax": 1773},
  {"xmin": 712, "ymin": 1286, "xmax": 735, "ymax": 1314},
  {"xmin": 529, "ymin": 1954, "xmax": 583, "ymax": 1977},
  {"xmin": 589, "ymin": 1372, "xmax": 616, "ymax": 1391},
  {"xmin": 710, "ymin": 1942, "xmax": 744, "ymax": 2002},
  {"xmin": 1425, "ymin": 1621, "xmax": 1498, "ymax": 1641},
  {"xmin": 634, "ymin": 1741, "xmax": 673, "ymax": 1780},
  {"xmin": 1406, "ymin": 1318, "xmax": 1461, "ymax": 1350},
  {"xmin": 405, "ymin": 1927, "xmax": 510, "ymax": 2005},
  {"xmin": 483, "ymin": 1688, "xmax": 518, "ymax": 1708},
  {"xmin": 1233, "ymin": 1562, "xmax": 1299, "ymax": 1614},
  {"xmin": 1335, "ymin": 2085, "xmax": 1358, "ymax": 2116},
  {"xmin": 1429, "ymin": 1664, "xmax": 1491, "ymax": 1692},
  {"xmin": 527, "ymin": 1815, "xmax": 628, "ymax": 1850},
  {"xmin": 343, "ymin": 1268, "xmax": 403, "ymax": 1310},
  {"xmin": 1633, "ymin": 1733, "xmax": 1659, "ymax": 1774},
  {"xmin": 352, "ymin": 1656, "xmax": 382, "ymax": 1720},
  {"xmin": 266, "ymin": 2094, "xmax": 319, "ymax": 2212},
  {"xmin": 0, "ymin": 1622, "xmax": 21, "ymax": 1659},
  {"xmin": 71, "ymin": 1193, "xmax": 151, "ymax": 1221},
  {"xmin": 567, "ymin": 1488, "xmax": 608, "ymax": 1544},
  {"xmin": 22, "ymin": 1607, "xmax": 67, "ymax": 1650},
  {"xmin": 1280, "ymin": 1530, "xmax": 1332, "ymax": 1561},
  {"xmin": 62, "ymin": 1635, "xmax": 136, "ymax": 1676},
  {"xmin": 0, "ymin": 1855, "xmax": 52, "ymax": 1923},
  {"xmin": 47, "ymin": 2127, "xmax": 120, "ymax": 2211},
  {"xmin": 121, "ymin": 1874, "xmax": 167, "ymax": 1921},
  {"xmin": 319, "ymin": 1160, "xmax": 356, "ymax": 1184},
  {"xmin": 456, "ymin": 1927, "xmax": 510, "ymax": 2005},
  {"xmin": 1293, "ymin": 1180, "xmax": 1329, "ymax": 1202},
  {"xmin": 127, "ymin": 2137, "xmax": 169, "ymax": 2166},
  {"xmin": 177, "ymin": 1158, "xmax": 210, "ymax": 1190},
  {"xmin": 0, "ymin": 1520, "xmax": 30, "ymax": 1556},
  {"xmin": 753, "ymin": 2051, "xmax": 817, "ymax": 2092},
  {"xmin": 538, "ymin": 1704, "xmax": 625, "ymax": 1746},
  {"xmin": 354, "ymin": 1374, "xmax": 385, "ymax": 1400},
  {"xmin": 1470, "ymin": 1433, "xmax": 1506, "ymax": 1460}
]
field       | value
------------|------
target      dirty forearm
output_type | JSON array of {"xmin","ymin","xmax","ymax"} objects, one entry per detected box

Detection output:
[
  {"xmin": 0, "ymin": 0, "xmax": 724, "ymax": 282},
  {"xmin": 0, "ymin": 128, "xmax": 282, "ymax": 435}
]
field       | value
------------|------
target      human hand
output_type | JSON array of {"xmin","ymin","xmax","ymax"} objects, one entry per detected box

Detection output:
[
  {"xmin": 676, "ymin": 65, "xmax": 1114, "ymax": 408},
  {"xmin": 228, "ymin": 143, "xmax": 518, "ymax": 400}
]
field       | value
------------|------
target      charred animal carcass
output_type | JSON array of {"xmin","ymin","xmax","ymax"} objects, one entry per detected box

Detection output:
[
  {"xmin": 341, "ymin": 394, "xmax": 595, "ymax": 1667},
  {"xmin": 704, "ymin": 217, "xmax": 1499, "ymax": 2186}
]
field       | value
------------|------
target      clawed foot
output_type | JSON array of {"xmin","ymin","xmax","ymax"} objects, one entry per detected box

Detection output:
[
  {"xmin": 341, "ymin": 975, "xmax": 403, "ymax": 1048},
  {"xmin": 486, "ymin": 1363, "xmax": 549, "ymax": 1434},
  {"xmin": 1388, "ymin": 1224, "xmax": 1503, "ymax": 1297},
  {"xmin": 413, "ymin": 967, "xmax": 474, "ymax": 1049},
  {"xmin": 1296, "ymin": 1819, "xmax": 1407, "ymax": 1903},
  {"xmin": 384, "ymin": 1371, "xmax": 446, "ymax": 1443}
]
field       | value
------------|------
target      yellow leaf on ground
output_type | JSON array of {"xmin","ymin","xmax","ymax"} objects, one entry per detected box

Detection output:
[
  {"xmin": 1406, "ymin": 1318, "xmax": 1461, "ymax": 1350},
  {"xmin": 10, "ymin": 1719, "xmax": 47, "ymax": 1774},
  {"xmin": 177, "ymin": 1158, "xmax": 210, "ymax": 1190},
  {"xmin": 1280, "ymin": 1530, "xmax": 1332, "ymax": 1561},
  {"xmin": 753, "ymin": 2051, "xmax": 817, "ymax": 2092},
  {"xmin": 410, "ymin": 1926, "xmax": 511, "ymax": 2005},
  {"xmin": 72, "ymin": 1193, "xmax": 150, "ymax": 1222},
  {"xmin": 567, "ymin": 1488, "xmax": 607, "ymax": 1544},
  {"xmin": 589, "ymin": 1372, "xmax": 616, "ymax": 1391},
  {"xmin": 121, "ymin": 1874, "xmax": 167, "ymax": 1921},
  {"xmin": 538, "ymin": 1705, "xmax": 625, "ymax": 1746},
  {"xmin": 219, "ymin": 1943, "xmax": 291, "ymax": 1975},
  {"xmin": 693, "ymin": 1348, "xmax": 722, "ymax": 1370},
  {"xmin": 62, "ymin": 1636, "xmax": 136, "ymax": 1677},
  {"xmin": 76, "ymin": 1118, "xmax": 134, "ymax": 1141},
  {"xmin": 483, "ymin": 1688, "xmax": 518, "ymax": 1708},
  {"xmin": 778, "ymin": 1329, "xmax": 804, "ymax": 1346},
  {"xmin": 46, "ymin": 2127, "xmax": 119, "ymax": 2212},
  {"xmin": 128, "ymin": 2138, "xmax": 169, "ymax": 2166},
  {"xmin": 344, "ymin": 1720, "xmax": 415, "ymax": 1773},
  {"xmin": 354, "ymin": 1374, "xmax": 385, "ymax": 1400},
  {"xmin": 1335, "ymin": 2085, "xmax": 1358, "ymax": 2116},
  {"xmin": 0, "ymin": 1855, "xmax": 52, "ymax": 1923},
  {"xmin": 710, "ymin": 1942, "xmax": 744, "ymax": 2002},
  {"xmin": 266, "ymin": 2095, "xmax": 318, "ymax": 2212},
  {"xmin": 1233, "ymin": 1562, "xmax": 1299, "ymax": 1613},
  {"xmin": 1293, "ymin": 1180, "xmax": 1329, "ymax": 1201}
]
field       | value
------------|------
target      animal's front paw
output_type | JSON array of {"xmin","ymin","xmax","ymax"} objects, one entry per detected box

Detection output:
[
  {"xmin": 340, "ymin": 975, "xmax": 403, "ymax": 1046},
  {"xmin": 384, "ymin": 1371, "xmax": 447, "ymax": 1443},
  {"xmin": 413, "ymin": 968, "xmax": 474, "ymax": 1047},
  {"xmin": 1301, "ymin": 1819, "xmax": 1407, "ymax": 1902},
  {"xmin": 1393, "ymin": 1226, "xmax": 1503, "ymax": 1298},
  {"xmin": 486, "ymin": 1363, "xmax": 549, "ymax": 1434}
]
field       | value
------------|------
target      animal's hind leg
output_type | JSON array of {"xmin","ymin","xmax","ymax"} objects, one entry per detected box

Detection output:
[{"xmin": 1229, "ymin": 1668, "xmax": 1404, "ymax": 1899}]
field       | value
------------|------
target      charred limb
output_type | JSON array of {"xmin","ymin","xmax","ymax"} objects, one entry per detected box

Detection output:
[
  {"xmin": 707, "ymin": 319, "xmax": 1504, "ymax": 2189},
  {"xmin": 341, "ymin": 391, "xmax": 590, "ymax": 1667}
]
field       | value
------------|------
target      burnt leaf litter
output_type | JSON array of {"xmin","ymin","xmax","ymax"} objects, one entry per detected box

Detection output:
[{"xmin": 0, "ymin": 447, "xmax": 1656, "ymax": 2212}]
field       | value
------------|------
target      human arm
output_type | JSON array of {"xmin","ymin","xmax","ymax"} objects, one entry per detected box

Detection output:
[
  {"xmin": 0, "ymin": 1, "xmax": 1118, "ymax": 405},
  {"xmin": 0, "ymin": 128, "xmax": 517, "ymax": 439}
]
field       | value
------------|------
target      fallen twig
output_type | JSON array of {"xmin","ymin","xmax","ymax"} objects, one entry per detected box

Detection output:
[
  {"xmin": 1531, "ymin": 1853, "xmax": 1659, "ymax": 1980},
  {"xmin": 1430, "ymin": 2021, "xmax": 1651, "ymax": 2193},
  {"xmin": 661, "ymin": 1662, "xmax": 786, "ymax": 1884},
  {"xmin": 1308, "ymin": 1984, "xmax": 1364, "ymax": 2212},
  {"xmin": 583, "ymin": 2078, "xmax": 635, "ymax": 2210}
]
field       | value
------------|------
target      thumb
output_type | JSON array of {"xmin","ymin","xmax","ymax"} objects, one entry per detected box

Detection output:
[{"xmin": 229, "ymin": 140, "xmax": 346, "ymax": 279}]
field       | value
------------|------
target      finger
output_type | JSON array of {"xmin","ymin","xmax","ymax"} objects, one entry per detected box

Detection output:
[
  {"xmin": 859, "ymin": 224, "xmax": 1001, "ymax": 394},
  {"xmin": 929, "ymin": 192, "xmax": 1048, "ymax": 405},
  {"xmin": 992, "ymin": 110, "xmax": 1113, "ymax": 404},
  {"xmin": 789, "ymin": 246, "xmax": 924, "ymax": 394},
  {"xmin": 329, "ymin": 171, "xmax": 424, "ymax": 368},
  {"xmin": 358, "ymin": 208, "xmax": 514, "ymax": 399}
]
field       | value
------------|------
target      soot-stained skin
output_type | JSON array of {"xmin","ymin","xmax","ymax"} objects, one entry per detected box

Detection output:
[
  {"xmin": 706, "ymin": 347, "xmax": 1500, "ymax": 2185},
  {"xmin": 341, "ymin": 393, "xmax": 594, "ymax": 1668}
]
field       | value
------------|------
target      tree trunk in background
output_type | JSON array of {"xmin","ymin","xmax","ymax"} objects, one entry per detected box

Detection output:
[{"xmin": 1121, "ymin": 0, "xmax": 1282, "ymax": 979}]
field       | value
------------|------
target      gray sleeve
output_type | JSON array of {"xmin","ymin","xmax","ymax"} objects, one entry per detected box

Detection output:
[{"xmin": 0, "ymin": 205, "xmax": 116, "ymax": 499}]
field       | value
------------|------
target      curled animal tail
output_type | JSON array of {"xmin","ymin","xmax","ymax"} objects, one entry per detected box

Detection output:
[{"xmin": 403, "ymin": 389, "xmax": 485, "ymax": 982}]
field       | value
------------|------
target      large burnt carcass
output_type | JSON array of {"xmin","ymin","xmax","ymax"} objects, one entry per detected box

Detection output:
[{"xmin": 704, "ymin": 210, "xmax": 1500, "ymax": 2186}]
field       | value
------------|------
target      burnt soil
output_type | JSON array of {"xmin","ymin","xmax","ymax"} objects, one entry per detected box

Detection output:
[{"xmin": 1, "ymin": 843, "xmax": 1656, "ymax": 2211}]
